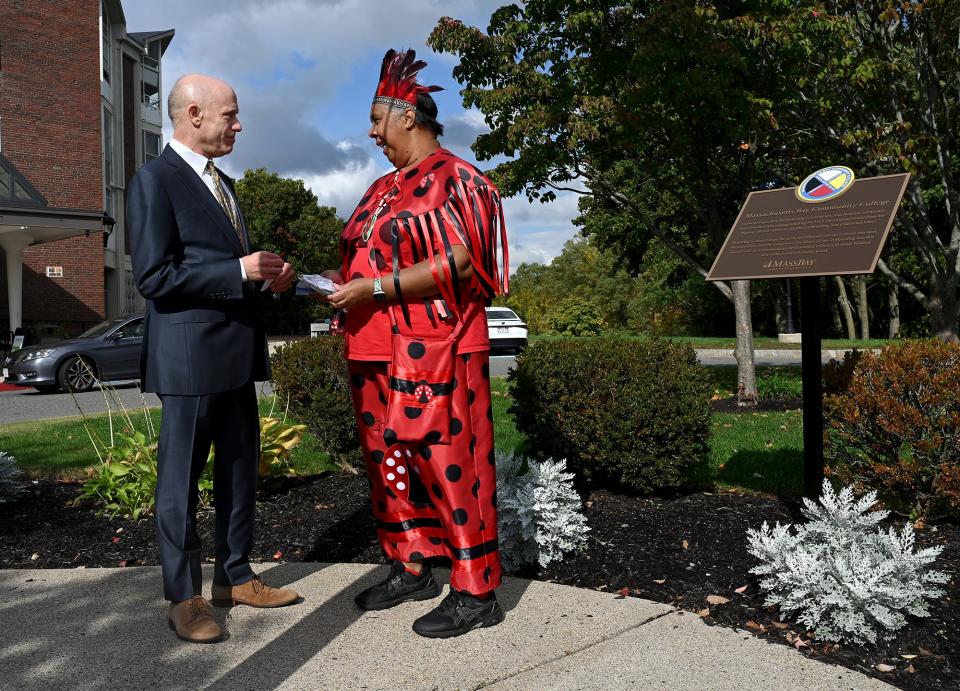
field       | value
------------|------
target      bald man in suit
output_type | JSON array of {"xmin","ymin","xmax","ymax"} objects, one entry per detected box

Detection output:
[{"xmin": 128, "ymin": 74, "xmax": 299, "ymax": 643}]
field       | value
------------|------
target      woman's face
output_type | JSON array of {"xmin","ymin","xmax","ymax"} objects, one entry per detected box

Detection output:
[{"xmin": 368, "ymin": 103, "xmax": 411, "ymax": 167}]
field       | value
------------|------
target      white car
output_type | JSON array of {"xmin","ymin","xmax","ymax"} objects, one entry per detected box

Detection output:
[{"xmin": 486, "ymin": 307, "xmax": 528, "ymax": 354}]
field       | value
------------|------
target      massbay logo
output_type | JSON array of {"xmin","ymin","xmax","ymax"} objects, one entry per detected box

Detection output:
[
  {"xmin": 796, "ymin": 166, "xmax": 855, "ymax": 202},
  {"xmin": 763, "ymin": 258, "xmax": 816, "ymax": 269}
]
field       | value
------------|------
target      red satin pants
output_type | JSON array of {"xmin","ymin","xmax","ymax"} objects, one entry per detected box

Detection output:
[{"xmin": 347, "ymin": 351, "xmax": 501, "ymax": 595}]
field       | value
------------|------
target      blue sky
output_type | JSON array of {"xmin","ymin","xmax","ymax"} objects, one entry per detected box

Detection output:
[{"xmin": 122, "ymin": 0, "xmax": 580, "ymax": 268}]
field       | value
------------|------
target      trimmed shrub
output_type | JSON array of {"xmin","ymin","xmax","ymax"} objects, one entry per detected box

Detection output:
[
  {"xmin": 508, "ymin": 338, "xmax": 711, "ymax": 493},
  {"xmin": 271, "ymin": 337, "xmax": 362, "ymax": 470},
  {"xmin": 824, "ymin": 340, "xmax": 960, "ymax": 520}
]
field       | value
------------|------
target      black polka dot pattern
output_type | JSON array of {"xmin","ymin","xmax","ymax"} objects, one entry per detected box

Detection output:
[
  {"xmin": 425, "ymin": 430, "xmax": 442, "ymax": 444},
  {"xmin": 452, "ymin": 508, "xmax": 468, "ymax": 525},
  {"xmin": 445, "ymin": 464, "xmax": 462, "ymax": 482},
  {"xmin": 429, "ymin": 537, "xmax": 443, "ymax": 545},
  {"xmin": 404, "ymin": 406, "xmax": 422, "ymax": 419},
  {"xmin": 488, "ymin": 450, "xmax": 496, "ymax": 466},
  {"xmin": 384, "ymin": 428, "xmax": 398, "ymax": 445},
  {"xmin": 355, "ymin": 209, "xmax": 370, "ymax": 223},
  {"xmin": 467, "ymin": 389, "xmax": 476, "ymax": 405},
  {"xmin": 404, "ymin": 168, "xmax": 420, "ymax": 179},
  {"xmin": 483, "ymin": 566, "xmax": 491, "ymax": 583},
  {"xmin": 471, "ymin": 478, "xmax": 480, "ymax": 497},
  {"xmin": 361, "ymin": 412, "xmax": 375, "ymax": 426},
  {"xmin": 371, "ymin": 450, "xmax": 384, "ymax": 465},
  {"xmin": 351, "ymin": 373, "xmax": 366, "ymax": 388},
  {"xmin": 432, "ymin": 483, "xmax": 444, "ymax": 500},
  {"xmin": 408, "ymin": 341, "xmax": 426, "ymax": 359},
  {"xmin": 450, "ymin": 418, "xmax": 463, "ymax": 436},
  {"xmin": 409, "ymin": 551, "xmax": 424, "ymax": 561},
  {"xmin": 469, "ymin": 436, "xmax": 476, "ymax": 455},
  {"xmin": 419, "ymin": 445, "xmax": 432, "ymax": 460}
]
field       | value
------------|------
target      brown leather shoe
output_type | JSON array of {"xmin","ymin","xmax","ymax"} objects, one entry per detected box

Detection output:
[
  {"xmin": 211, "ymin": 575, "xmax": 300, "ymax": 608},
  {"xmin": 168, "ymin": 596, "xmax": 224, "ymax": 643}
]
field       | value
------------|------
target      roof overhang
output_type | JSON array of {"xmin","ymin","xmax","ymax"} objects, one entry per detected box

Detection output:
[{"xmin": 0, "ymin": 207, "xmax": 105, "ymax": 245}]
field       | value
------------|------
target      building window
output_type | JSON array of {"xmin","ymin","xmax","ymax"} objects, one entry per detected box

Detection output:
[
  {"xmin": 143, "ymin": 131, "xmax": 161, "ymax": 164},
  {"xmin": 101, "ymin": 3, "xmax": 111, "ymax": 83},
  {"xmin": 103, "ymin": 105, "xmax": 113, "ymax": 213}
]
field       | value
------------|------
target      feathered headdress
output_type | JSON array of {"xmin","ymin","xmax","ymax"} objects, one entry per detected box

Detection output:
[{"xmin": 373, "ymin": 49, "xmax": 443, "ymax": 111}]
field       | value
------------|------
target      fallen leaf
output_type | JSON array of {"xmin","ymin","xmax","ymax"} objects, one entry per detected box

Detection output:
[
  {"xmin": 901, "ymin": 654, "xmax": 917, "ymax": 660},
  {"xmin": 653, "ymin": 579, "xmax": 666, "ymax": 584},
  {"xmin": 770, "ymin": 621, "xmax": 789, "ymax": 630},
  {"xmin": 734, "ymin": 585, "xmax": 748, "ymax": 594},
  {"xmin": 722, "ymin": 423, "xmax": 732, "ymax": 428},
  {"xmin": 115, "ymin": 528, "xmax": 124, "ymax": 534},
  {"xmin": 118, "ymin": 560, "xmax": 129, "ymax": 568},
  {"xmin": 30, "ymin": 553, "xmax": 39, "ymax": 561},
  {"xmin": 706, "ymin": 595, "xmax": 729, "ymax": 605},
  {"xmin": 918, "ymin": 647, "xmax": 934, "ymax": 657},
  {"xmin": 906, "ymin": 664, "xmax": 916, "ymax": 674},
  {"xmin": 682, "ymin": 539, "xmax": 689, "ymax": 550},
  {"xmin": 272, "ymin": 550, "xmax": 284, "ymax": 560},
  {"xmin": 752, "ymin": 472, "xmax": 764, "ymax": 479},
  {"xmin": 875, "ymin": 663, "xmax": 896, "ymax": 673},
  {"xmin": 314, "ymin": 503, "xmax": 333, "ymax": 510},
  {"xmin": 913, "ymin": 518, "xmax": 925, "ymax": 529},
  {"xmin": 793, "ymin": 638, "xmax": 810, "ymax": 650},
  {"xmin": 696, "ymin": 608, "xmax": 710, "ymax": 617},
  {"xmin": 111, "ymin": 537, "xmax": 121, "ymax": 543},
  {"xmin": 614, "ymin": 587, "xmax": 630, "ymax": 599},
  {"xmin": 745, "ymin": 620, "xmax": 764, "ymax": 630}
]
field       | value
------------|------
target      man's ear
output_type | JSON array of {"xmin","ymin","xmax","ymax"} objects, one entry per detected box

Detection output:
[{"xmin": 188, "ymin": 104, "xmax": 202, "ymax": 126}]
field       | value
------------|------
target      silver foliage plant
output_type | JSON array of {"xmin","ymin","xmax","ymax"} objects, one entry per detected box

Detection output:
[
  {"xmin": 0, "ymin": 451, "xmax": 26, "ymax": 502},
  {"xmin": 496, "ymin": 450, "xmax": 590, "ymax": 571},
  {"xmin": 747, "ymin": 480, "xmax": 948, "ymax": 645}
]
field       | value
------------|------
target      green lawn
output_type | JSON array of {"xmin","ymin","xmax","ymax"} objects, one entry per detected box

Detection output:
[
  {"xmin": 706, "ymin": 365, "xmax": 804, "ymax": 399},
  {"xmin": 528, "ymin": 333, "xmax": 895, "ymax": 350},
  {"xmin": 2, "ymin": 379, "xmax": 806, "ymax": 496},
  {"xmin": 708, "ymin": 409, "xmax": 804, "ymax": 496}
]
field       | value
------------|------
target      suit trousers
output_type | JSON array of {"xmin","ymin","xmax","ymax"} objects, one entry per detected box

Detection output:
[{"xmin": 155, "ymin": 382, "xmax": 259, "ymax": 602}]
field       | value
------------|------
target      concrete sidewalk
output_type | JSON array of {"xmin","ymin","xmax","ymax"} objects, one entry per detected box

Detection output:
[{"xmin": 0, "ymin": 563, "xmax": 891, "ymax": 690}]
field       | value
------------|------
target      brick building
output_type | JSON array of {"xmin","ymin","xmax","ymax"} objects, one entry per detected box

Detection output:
[{"xmin": 0, "ymin": 1, "xmax": 172, "ymax": 344}]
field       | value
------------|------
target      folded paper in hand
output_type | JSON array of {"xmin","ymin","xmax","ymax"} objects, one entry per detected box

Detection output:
[{"xmin": 296, "ymin": 274, "xmax": 338, "ymax": 296}]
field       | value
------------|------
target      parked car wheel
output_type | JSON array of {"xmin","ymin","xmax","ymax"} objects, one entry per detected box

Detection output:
[{"xmin": 57, "ymin": 356, "xmax": 97, "ymax": 393}]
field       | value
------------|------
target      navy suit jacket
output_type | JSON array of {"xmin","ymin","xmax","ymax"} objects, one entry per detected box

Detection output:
[{"xmin": 127, "ymin": 145, "xmax": 269, "ymax": 395}]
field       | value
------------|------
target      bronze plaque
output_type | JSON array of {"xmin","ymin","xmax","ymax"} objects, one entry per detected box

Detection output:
[{"xmin": 706, "ymin": 173, "xmax": 910, "ymax": 281}]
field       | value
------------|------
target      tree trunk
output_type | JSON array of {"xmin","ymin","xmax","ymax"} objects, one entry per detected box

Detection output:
[
  {"xmin": 928, "ymin": 275, "xmax": 960, "ymax": 342},
  {"xmin": 830, "ymin": 299, "xmax": 844, "ymax": 337},
  {"xmin": 887, "ymin": 282, "xmax": 900, "ymax": 339},
  {"xmin": 772, "ymin": 282, "xmax": 787, "ymax": 334},
  {"xmin": 732, "ymin": 279, "xmax": 758, "ymax": 406},
  {"xmin": 853, "ymin": 275, "xmax": 869, "ymax": 340},
  {"xmin": 834, "ymin": 276, "xmax": 857, "ymax": 339}
]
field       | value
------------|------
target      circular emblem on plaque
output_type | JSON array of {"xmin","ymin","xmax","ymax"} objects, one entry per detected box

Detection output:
[{"xmin": 796, "ymin": 166, "xmax": 855, "ymax": 203}]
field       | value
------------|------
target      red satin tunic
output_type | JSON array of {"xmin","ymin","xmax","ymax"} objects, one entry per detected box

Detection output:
[{"xmin": 340, "ymin": 148, "xmax": 508, "ymax": 361}]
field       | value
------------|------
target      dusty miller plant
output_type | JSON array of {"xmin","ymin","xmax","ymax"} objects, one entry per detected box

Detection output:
[
  {"xmin": 496, "ymin": 450, "xmax": 589, "ymax": 571},
  {"xmin": 747, "ymin": 480, "xmax": 948, "ymax": 644},
  {"xmin": 0, "ymin": 451, "xmax": 26, "ymax": 502}
]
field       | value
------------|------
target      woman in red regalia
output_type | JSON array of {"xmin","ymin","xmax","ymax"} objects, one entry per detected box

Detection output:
[{"xmin": 325, "ymin": 48, "xmax": 510, "ymax": 638}]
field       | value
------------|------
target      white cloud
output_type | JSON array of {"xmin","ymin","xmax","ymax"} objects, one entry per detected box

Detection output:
[{"xmin": 124, "ymin": 0, "xmax": 580, "ymax": 272}]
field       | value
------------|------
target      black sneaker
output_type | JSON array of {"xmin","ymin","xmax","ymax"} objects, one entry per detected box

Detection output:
[
  {"xmin": 354, "ymin": 561, "xmax": 441, "ymax": 611},
  {"xmin": 412, "ymin": 588, "xmax": 504, "ymax": 638}
]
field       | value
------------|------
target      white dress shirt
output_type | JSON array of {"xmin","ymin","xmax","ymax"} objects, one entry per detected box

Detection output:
[{"xmin": 169, "ymin": 138, "xmax": 248, "ymax": 280}]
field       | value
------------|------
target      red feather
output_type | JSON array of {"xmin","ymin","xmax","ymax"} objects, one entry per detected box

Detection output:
[{"xmin": 375, "ymin": 49, "xmax": 443, "ymax": 108}]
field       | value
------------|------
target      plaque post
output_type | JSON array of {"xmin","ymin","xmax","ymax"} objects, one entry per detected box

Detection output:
[{"xmin": 800, "ymin": 277, "xmax": 824, "ymax": 498}]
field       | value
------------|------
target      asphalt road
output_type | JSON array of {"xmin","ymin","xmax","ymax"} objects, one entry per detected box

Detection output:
[{"xmin": 0, "ymin": 358, "xmax": 520, "ymax": 427}]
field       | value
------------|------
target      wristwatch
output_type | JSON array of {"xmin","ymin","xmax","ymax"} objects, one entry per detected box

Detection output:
[{"xmin": 372, "ymin": 277, "xmax": 387, "ymax": 305}]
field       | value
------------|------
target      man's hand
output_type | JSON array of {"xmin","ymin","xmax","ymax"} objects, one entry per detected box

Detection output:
[
  {"xmin": 327, "ymin": 278, "xmax": 374, "ymax": 310},
  {"xmin": 270, "ymin": 262, "xmax": 295, "ymax": 292},
  {"xmin": 241, "ymin": 251, "xmax": 284, "ymax": 281}
]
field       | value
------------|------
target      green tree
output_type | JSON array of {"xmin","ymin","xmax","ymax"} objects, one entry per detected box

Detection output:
[
  {"xmin": 429, "ymin": 1, "xmax": 799, "ymax": 402},
  {"xmin": 768, "ymin": 1, "xmax": 960, "ymax": 339},
  {"xmin": 235, "ymin": 169, "xmax": 344, "ymax": 334}
]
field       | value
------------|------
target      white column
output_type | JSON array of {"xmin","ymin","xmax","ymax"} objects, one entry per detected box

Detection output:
[{"xmin": 0, "ymin": 233, "xmax": 34, "ymax": 333}]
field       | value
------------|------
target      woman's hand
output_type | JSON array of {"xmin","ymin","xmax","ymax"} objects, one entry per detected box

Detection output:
[{"xmin": 327, "ymin": 278, "xmax": 375, "ymax": 310}]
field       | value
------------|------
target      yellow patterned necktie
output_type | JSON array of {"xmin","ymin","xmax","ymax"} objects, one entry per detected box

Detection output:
[{"xmin": 205, "ymin": 159, "xmax": 245, "ymax": 249}]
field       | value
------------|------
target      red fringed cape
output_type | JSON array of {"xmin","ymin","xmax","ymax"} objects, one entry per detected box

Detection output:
[{"xmin": 341, "ymin": 148, "xmax": 509, "ymax": 329}]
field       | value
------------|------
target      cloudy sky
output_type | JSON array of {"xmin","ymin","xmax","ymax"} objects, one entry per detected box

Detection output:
[{"xmin": 122, "ymin": 0, "xmax": 580, "ymax": 268}]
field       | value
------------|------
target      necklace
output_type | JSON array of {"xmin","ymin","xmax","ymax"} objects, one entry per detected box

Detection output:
[{"xmin": 361, "ymin": 169, "xmax": 402, "ymax": 242}]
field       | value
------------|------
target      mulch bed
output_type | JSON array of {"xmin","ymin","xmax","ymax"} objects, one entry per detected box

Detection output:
[{"xmin": 1, "ymin": 472, "xmax": 955, "ymax": 690}]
